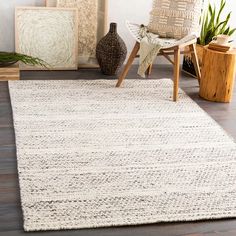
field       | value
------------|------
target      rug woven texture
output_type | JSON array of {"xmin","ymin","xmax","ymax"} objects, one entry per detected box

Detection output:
[{"xmin": 9, "ymin": 79, "xmax": 236, "ymax": 231}]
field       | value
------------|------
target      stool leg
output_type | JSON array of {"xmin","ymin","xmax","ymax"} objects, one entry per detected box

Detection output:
[
  {"xmin": 189, "ymin": 44, "xmax": 201, "ymax": 85},
  {"xmin": 116, "ymin": 42, "xmax": 140, "ymax": 87},
  {"xmin": 173, "ymin": 47, "xmax": 180, "ymax": 102}
]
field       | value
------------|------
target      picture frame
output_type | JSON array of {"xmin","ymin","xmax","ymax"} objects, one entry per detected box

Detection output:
[
  {"xmin": 44, "ymin": 0, "xmax": 57, "ymax": 7},
  {"xmin": 45, "ymin": 0, "xmax": 108, "ymax": 68},
  {"xmin": 15, "ymin": 7, "xmax": 79, "ymax": 70}
]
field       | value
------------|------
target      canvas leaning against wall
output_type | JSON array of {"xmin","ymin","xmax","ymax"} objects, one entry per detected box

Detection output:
[
  {"xmin": 46, "ymin": 0, "xmax": 108, "ymax": 68},
  {"xmin": 15, "ymin": 7, "xmax": 78, "ymax": 70}
]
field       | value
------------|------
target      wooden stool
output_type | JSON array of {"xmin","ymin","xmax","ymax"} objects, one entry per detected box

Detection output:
[
  {"xmin": 200, "ymin": 47, "xmax": 236, "ymax": 103},
  {"xmin": 0, "ymin": 64, "xmax": 20, "ymax": 81}
]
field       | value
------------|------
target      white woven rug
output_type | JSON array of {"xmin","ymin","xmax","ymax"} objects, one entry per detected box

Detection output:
[{"xmin": 9, "ymin": 79, "xmax": 236, "ymax": 232}]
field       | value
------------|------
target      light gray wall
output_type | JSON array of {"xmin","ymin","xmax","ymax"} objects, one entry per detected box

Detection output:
[
  {"xmin": 0, "ymin": 0, "xmax": 44, "ymax": 51},
  {"xmin": 0, "ymin": 0, "xmax": 153, "ymax": 63},
  {"xmin": 0, "ymin": 0, "xmax": 152, "ymax": 53},
  {"xmin": 1, "ymin": 0, "xmax": 235, "ymax": 63}
]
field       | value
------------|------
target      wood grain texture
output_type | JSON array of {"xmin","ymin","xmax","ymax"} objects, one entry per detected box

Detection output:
[
  {"xmin": 116, "ymin": 42, "xmax": 140, "ymax": 87},
  {"xmin": 0, "ymin": 65, "xmax": 20, "ymax": 81},
  {"xmin": 189, "ymin": 44, "xmax": 201, "ymax": 85},
  {"xmin": 173, "ymin": 47, "xmax": 180, "ymax": 101},
  {"xmin": 200, "ymin": 48, "xmax": 236, "ymax": 103},
  {"xmin": 196, "ymin": 44, "xmax": 204, "ymax": 67},
  {"xmin": 45, "ymin": 0, "xmax": 57, "ymax": 7},
  {"xmin": 0, "ymin": 66, "xmax": 236, "ymax": 236}
]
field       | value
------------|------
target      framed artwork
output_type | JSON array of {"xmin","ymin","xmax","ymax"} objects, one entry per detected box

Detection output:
[
  {"xmin": 45, "ymin": 0, "xmax": 57, "ymax": 7},
  {"xmin": 15, "ymin": 7, "xmax": 78, "ymax": 70},
  {"xmin": 45, "ymin": 0, "xmax": 108, "ymax": 68}
]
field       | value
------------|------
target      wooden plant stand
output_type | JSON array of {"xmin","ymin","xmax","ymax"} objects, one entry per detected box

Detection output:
[
  {"xmin": 0, "ymin": 65, "xmax": 20, "ymax": 81},
  {"xmin": 200, "ymin": 47, "xmax": 236, "ymax": 103}
]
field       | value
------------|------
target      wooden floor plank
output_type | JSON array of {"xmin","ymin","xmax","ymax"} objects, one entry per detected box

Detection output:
[{"xmin": 0, "ymin": 65, "xmax": 236, "ymax": 235}]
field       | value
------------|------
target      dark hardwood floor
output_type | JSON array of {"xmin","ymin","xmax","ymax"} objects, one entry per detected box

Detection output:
[{"xmin": 1, "ymin": 65, "xmax": 236, "ymax": 236}]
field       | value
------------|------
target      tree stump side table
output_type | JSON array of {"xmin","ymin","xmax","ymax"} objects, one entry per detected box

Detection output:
[{"xmin": 200, "ymin": 47, "xmax": 236, "ymax": 103}]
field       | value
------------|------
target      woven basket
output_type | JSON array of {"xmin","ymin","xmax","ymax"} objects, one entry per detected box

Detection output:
[{"xmin": 96, "ymin": 23, "xmax": 127, "ymax": 75}]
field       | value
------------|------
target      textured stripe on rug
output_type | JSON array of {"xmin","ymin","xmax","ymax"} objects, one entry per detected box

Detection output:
[{"xmin": 8, "ymin": 79, "xmax": 236, "ymax": 231}]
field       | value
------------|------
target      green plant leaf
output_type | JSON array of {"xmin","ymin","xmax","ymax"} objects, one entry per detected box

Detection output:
[
  {"xmin": 228, "ymin": 28, "xmax": 236, "ymax": 36},
  {"xmin": 214, "ymin": 20, "xmax": 227, "ymax": 33},
  {"xmin": 216, "ymin": 0, "xmax": 226, "ymax": 24},
  {"xmin": 199, "ymin": 0, "xmax": 234, "ymax": 45},
  {"xmin": 209, "ymin": 3, "xmax": 213, "ymax": 16},
  {"xmin": 218, "ymin": 12, "xmax": 231, "ymax": 34},
  {"xmin": 224, "ymin": 26, "xmax": 230, "ymax": 35},
  {"xmin": 0, "ymin": 52, "xmax": 50, "ymax": 68},
  {"xmin": 200, "ymin": 12, "xmax": 209, "ymax": 45}
]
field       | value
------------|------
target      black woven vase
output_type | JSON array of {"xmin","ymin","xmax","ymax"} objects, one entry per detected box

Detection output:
[{"xmin": 96, "ymin": 23, "xmax": 127, "ymax": 75}]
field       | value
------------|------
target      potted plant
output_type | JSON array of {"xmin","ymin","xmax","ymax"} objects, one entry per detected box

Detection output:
[
  {"xmin": 183, "ymin": 0, "xmax": 236, "ymax": 77},
  {"xmin": 0, "ymin": 52, "xmax": 48, "ymax": 68}
]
